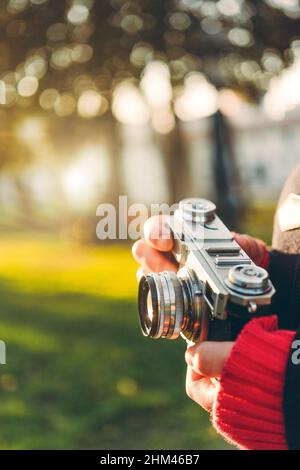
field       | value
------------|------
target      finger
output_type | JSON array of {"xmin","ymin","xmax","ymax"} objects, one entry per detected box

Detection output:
[
  {"xmin": 232, "ymin": 233, "xmax": 264, "ymax": 265},
  {"xmin": 233, "ymin": 233, "xmax": 256, "ymax": 257},
  {"xmin": 185, "ymin": 341, "xmax": 234, "ymax": 378},
  {"xmin": 132, "ymin": 239, "xmax": 177, "ymax": 273},
  {"xmin": 185, "ymin": 366, "xmax": 217, "ymax": 412},
  {"xmin": 144, "ymin": 215, "xmax": 174, "ymax": 252}
]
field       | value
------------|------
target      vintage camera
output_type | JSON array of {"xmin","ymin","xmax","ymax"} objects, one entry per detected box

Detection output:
[{"xmin": 138, "ymin": 198, "xmax": 276, "ymax": 343}]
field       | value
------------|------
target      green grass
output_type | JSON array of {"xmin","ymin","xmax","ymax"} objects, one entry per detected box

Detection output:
[{"xmin": 0, "ymin": 235, "xmax": 230, "ymax": 450}]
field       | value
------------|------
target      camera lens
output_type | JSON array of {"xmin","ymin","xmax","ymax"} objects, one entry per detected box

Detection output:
[
  {"xmin": 138, "ymin": 271, "xmax": 181, "ymax": 339},
  {"xmin": 138, "ymin": 269, "xmax": 206, "ymax": 341}
]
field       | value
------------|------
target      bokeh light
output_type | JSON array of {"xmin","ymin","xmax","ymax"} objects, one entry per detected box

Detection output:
[
  {"xmin": 77, "ymin": 90, "xmax": 108, "ymax": 118},
  {"xmin": 17, "ymin": 76, "xmax": 39, "ymax": 97},
  {"xmin": 15, "ymin": 117, "xmax": 46, "ymax": 143},
  {"xmin": 112, "ymin": 82, "xmax": 150, "ymax": 126},
  {"xmin": 51, "ymin": 48, "xmax": 73, "ymax": 70},
  {"xmin": 130, "ymin": 43, "xmax": 153, "ymax": 68},
  {"xmin": 174, "ymin": 73, "xmax": 218, "ymax": 121},
  {"xmin": 263, "ymin": 58, "xmax": 300, "ymax": 119},
  {"xmin": 61, "ymin": 145, "xmax": 110, "ymax": 210},
  {"xmin": 24, "ymin": 55, "xmax": 47, "ymax": 80},
  {"xmin": 7, "ymin": 0, "xmax": 28, "ymax": 14},
  {"xmin": 2, "ymin": 84, "xmax": 17, "ymax": 106},
  {"xmin": 141, "ymin": 61, "xmax": 173, "ymax": 108},
  {"xmin": 54, "ymin": 93, "xmax": 77, "ymax": 117},
  {"xmin": 67, "ymin": 4, "xmax": 89, "ymax": 25},
  {"xmin": 71, "ymin": 44, "xmax": 94, "ymax": 64},
  {"xmin": 218, "ymin": 0, "xmax": 241, "ymax": 16},
  {"xmin": 121, "ymin": 14, "xmax": 143, "ymax": 33},
  {"xmin": 39, "ymin": 88, "xmax": 59, "ymax": 111},
  {"xmin": 228, "ymin": 27, "xmax": 254, "ymax": 47}
]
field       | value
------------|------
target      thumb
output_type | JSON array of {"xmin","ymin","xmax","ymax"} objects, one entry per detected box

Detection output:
[{"xmin": 144, "ymin": 215, "xmax": 174, "ymax": 252}]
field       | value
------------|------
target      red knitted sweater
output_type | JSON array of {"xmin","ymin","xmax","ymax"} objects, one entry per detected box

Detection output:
[{"xmin": 212, "ymin": 315, "xmax": 295, "ymax": 450}]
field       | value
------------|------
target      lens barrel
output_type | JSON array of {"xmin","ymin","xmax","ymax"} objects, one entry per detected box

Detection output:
[
  {"xmin": 138, "ymin": 269, "xmax": 205, "ymax": 341},
  {"xmin": 138, "ymin": 271, "xmax": 183, "ymax": 339}
]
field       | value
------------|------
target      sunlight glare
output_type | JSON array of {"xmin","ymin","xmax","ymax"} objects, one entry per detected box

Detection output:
[
  {"xmin": 112, "ymin": 81, "xmax": 150, "ymax": 126},
  {"xmin": 263, "ymin": 58, "xmax": 300, "ymax": 120},
  {"xmin": 141, "ymin": 61, "xmax": 172, "ymax": 108},
  {"xmin": 15, "ymin": 117, "xmax": 46, "ymax": 142},
  {"xmin": 61, "ymin": 146, "xmax": 110, "ymax": 210},
  {"xmin": 174, "ymin": 73, "xmax": 218, "ymax": 121}
]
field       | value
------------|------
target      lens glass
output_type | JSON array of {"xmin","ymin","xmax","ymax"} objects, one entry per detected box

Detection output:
[{"xmin": 146, "ymin": 291, "xmax": 154, "ymax": 325}]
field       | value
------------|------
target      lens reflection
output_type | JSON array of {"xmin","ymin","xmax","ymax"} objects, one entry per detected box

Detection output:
[{"xmin": 146, "ymin": 291, "xmax": 153, "ymax": 322}]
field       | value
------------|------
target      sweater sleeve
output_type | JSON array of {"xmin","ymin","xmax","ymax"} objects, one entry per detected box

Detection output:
[
  {"xmin": 211, "ymin": 316, "xmax": 295, "ymax": 450},
  {"xmin": 268, "ymin": 251, "xmax": 300, "ymax": 330}
]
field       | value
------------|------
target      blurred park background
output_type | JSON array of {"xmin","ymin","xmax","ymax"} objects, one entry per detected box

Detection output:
[{"xmin": 0, "ymin": 0, "xmax": 299, "ymax": 449}]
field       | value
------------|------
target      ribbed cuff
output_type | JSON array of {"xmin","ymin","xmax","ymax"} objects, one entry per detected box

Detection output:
[{"xmin": 212, "ymin": 316, "xmax": 295, "ymax": 450}]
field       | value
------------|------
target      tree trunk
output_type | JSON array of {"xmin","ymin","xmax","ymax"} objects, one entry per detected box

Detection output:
[
  {"xmin": 154, "ymin": 120, "xmax": 190, "ymax": 204},
  {"xmin": 211, "ymin": 110, "xmax": 245, "ymax": 231}
]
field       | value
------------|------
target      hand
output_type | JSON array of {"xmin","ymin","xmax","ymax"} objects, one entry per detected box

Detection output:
[
  {"xmin": 132, "ymin": 215, "xmax": 268, "ymax": 278},
  {"xmin": 132, "ymin": 215, "xmax": 178, "ymax": 280},
  {"xmin": 185, "ymin": 341, "xmax": 234, "ymax": 412}
]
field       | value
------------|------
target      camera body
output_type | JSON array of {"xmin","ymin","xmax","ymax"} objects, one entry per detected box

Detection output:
[{"xmin": 138, "ymin": 198, "xmax": 275, "ymax": 343}]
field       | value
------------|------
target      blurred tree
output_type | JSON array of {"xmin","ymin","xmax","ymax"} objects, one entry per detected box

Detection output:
[
  {"xmin": 0, "ymin": 0, "xmax": 299, "ymax": 221},
  {"xmin": 1, "ymin": 0, "xmax": 299, "ymax": 100},
  {"xmin": 0, "ymin": 109, "xmax": 36, "ymax": 222}
]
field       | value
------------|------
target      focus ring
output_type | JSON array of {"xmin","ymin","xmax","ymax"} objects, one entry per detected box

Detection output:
[{"xmin": 166, "ymin": 271, "xmax": 184, "ymax": 340}]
